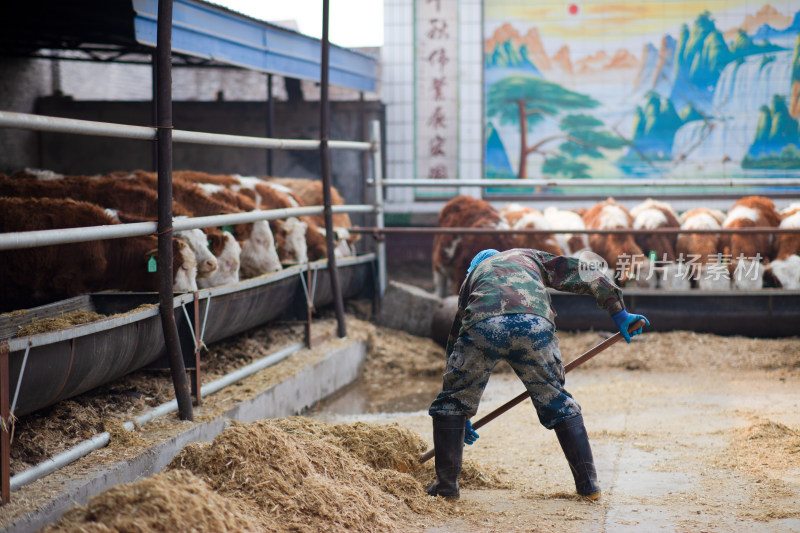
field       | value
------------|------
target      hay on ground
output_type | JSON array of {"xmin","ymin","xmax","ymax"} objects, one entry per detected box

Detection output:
[
  {"xmin": 362, "ymin": 325, "xmax": 445, "ymax": 380},
  {"xmin": 104, "ymin": 419, "xmax": 144, "ymax": 449},
  {"xmin": 716, "ymin": 419, "xmax": 800, "ymax": 477},
  {"xmin": 167, "ymin": 419, "xmax": 415, "ymax": 532},
  {"xmin": 41, "ymin": 469, "xmax": 270, "ymax": 533}
]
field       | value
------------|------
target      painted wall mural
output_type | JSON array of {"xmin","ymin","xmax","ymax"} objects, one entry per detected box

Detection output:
[{"xmin": 484, "ymin": 1, "xmax": 800, "ymax": 189}]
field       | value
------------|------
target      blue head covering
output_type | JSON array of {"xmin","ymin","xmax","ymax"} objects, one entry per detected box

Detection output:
[{"xmin": 467, "ymin": 249, "xmax": 500, "ymax": 275}]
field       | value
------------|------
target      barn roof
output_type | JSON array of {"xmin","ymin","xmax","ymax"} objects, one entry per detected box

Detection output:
[{"xmin": 0, "ymin": 0, "xmax": 377, "ymax": 92}]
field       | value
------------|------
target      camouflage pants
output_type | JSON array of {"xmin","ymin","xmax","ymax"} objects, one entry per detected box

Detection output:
[{"xmin": 428, "ymin": 314, "xmax": 581, "ymax": 429}]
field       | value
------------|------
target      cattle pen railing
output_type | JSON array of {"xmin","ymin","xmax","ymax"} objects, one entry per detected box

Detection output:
[
  {"xmin": 0, "ymin": 0, "xmax": 386, "ymax": 506},
  {"xmin": 0, "ymin": 113, "xmax": 384, "ymax": 503},
  {"xmin": 352, "ymin": 176, "xmax": 800, "ymax": 287}
]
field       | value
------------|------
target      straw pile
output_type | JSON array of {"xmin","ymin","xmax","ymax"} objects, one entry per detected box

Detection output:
[
  {"xmin": 41, "ymin": 469, "xmax": 271, "ymax": 533},
  {"xmin": 718, "ymin": 419, "xmax": 800, "ymax": 475},
  {"xmin": 46, "ymin": 418, "xmax": 488, "ymax": 532},
  {"xmin": 16, "ymin": 309, "xmax": 105, "ymax": 337},
  {"xmin": 167, "ymin": 418, "xmax": 437, "ymax": 532},
  {"xmin": 361, "ymin": 325, "xmax": 445, "ymax": 381}
]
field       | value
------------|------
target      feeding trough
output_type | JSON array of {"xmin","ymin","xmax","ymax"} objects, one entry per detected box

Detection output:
[{"xmin": 0, "ymin": 254, "xmax": 376, "ymax": 417}]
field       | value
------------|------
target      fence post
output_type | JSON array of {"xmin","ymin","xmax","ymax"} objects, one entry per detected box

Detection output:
[
  {"xmin": 1, "ymin": 342, "xmax": 10, "ymax": 505},
  {"xmin": 156, "ymin": 0, "xmax": 193, "ymax": 421},
  {"xmin": 370, "ymin": 120, "xmax": 386, "ymax": 297},
  {"xmin": 320, "ymin": 0, "xmax": 347, "ymax": 337}
]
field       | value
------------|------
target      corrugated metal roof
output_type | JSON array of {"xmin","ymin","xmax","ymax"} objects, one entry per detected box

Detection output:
[{"xmin": 0, "ymin": 0, "xmax": 377, "ymax": 92}]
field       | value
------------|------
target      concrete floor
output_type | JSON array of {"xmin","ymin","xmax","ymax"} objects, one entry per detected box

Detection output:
[{"xmin": 310, "ymin": 368, "xmax": 800, "ymax": 532}]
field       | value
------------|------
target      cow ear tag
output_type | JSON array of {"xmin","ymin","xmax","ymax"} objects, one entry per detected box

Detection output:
[
  {"xmin": 222, "ymin": 225, "xmax": 233, "ymax": 233},
  {"xmin": 648, "ymin": 250, "xmax": 657, "ymax": 262},
  {"xmin": 147, "ymin": 255, "xmax": 157, "ymax": 273}
]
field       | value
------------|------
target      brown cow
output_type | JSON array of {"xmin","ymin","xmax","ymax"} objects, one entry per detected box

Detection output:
[
  {"xmin": 0, "ymin": 197, "xmax": 196, "ymax": 312},
  {"xmin": 432, "ymin": 196, "xmax": 515, "ymax": 296},
  {"xmin": 0, "ymin": 174, "xmax": 192, "ymax": 219}
]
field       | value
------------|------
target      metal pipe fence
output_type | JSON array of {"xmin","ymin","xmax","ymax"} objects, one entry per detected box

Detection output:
[
  {"xmin": 0, "ymin": 50, "xmax": 383, "ymax": 508},
  {"xmin": 350, "ymin": 226, "xmax": 800, "ymax": 236},
  {"xmin": 369, "ymin": 177, "xmax": 800, "ymax": 188},
  {"xmin": 0, "ymin": 205, "xmax": 376, "ymax": 251},
  {"xmin": 0, "ymin": 110, "xmax": 372, "ymax": 152}
]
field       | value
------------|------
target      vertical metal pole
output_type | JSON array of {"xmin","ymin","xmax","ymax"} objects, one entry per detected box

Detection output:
[
  {"xmin": 156, "ymin": 0, "xmax": 193, "ymax": 421},
  {"xmin": 305, "ymin": 265, "xmax": 313, "ymax": 349},
  {"xmin": 370, "ymin": 120, "xmax": 386, "ymax": 297},
  {"xmin": 358, "ymin": 91, "xmax": 367, "ymax": 252},
  {"xmin": 151, "ymin": 53, "xmax": 158, "ymax": 172},
  {"xmin": 320, "ymin": 0, "xmax": 347, "ymax": 338},
  {"xmin": 266, "ymin": 73, "xmax": 274, "ymax": 175},
  {"xmin": 192, "ymin": 293, "xmax": 202, "ymax": 405},
  {"xmin": 1, "ymin": 343, "xmax": 10, "ymax": 505}
]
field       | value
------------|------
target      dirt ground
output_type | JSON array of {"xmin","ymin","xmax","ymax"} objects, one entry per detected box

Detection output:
[
  {"xmin": 1, "ymin": 302, "xmax": 799, "ymax": 532},
  {"xmin": 312, "ymin": 326, "xmax": 800, "ymax": 532}
]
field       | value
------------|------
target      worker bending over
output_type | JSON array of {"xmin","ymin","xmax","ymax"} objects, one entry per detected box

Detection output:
[{"xmin": 427, "ymin": 248, "xmax": 649, "ymax": 500}]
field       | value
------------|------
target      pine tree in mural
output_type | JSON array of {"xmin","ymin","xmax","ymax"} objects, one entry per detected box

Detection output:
[
  {"xmin": 791, "ymin": 34, "xmax": 800, "ymax": 118},
  {"xmin": 743, "ymin": 94, "xmax": 800, "ymax": 169},
  {"xmin": 486, "ymin": 76, "xmax": 624, "ymax": 179}
]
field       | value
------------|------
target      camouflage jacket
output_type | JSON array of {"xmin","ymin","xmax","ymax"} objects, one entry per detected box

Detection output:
[{"xmin": 445, "ymin": 248, "xmax": 625, "ymax": 355}]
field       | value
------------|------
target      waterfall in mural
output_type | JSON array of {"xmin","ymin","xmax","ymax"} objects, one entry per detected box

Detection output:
[
  {"xmin": 672, "ymin": 50, "xmax": 793, "ymax": 165},
  {"xmin": 484, "ymin": 2, "xmax": 800, "ymax": 189}
]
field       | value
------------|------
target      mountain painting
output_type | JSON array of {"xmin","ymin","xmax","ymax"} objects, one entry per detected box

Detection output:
[{"xmin": 483, "ymin": 1, "xmax": 800, "ymax": 191}]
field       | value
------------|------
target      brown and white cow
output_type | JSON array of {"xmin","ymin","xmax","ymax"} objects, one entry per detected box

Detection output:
[
  {"xmin": 582, "ymin": 198, "xmax": 650, "ymax": 286},
  {"xmin": 198, "ymin": 228, "xmax": 241, "ymax": 288},
  {"xmin": 432, "ymin": 196, "xmax": 515, "ymax": 296},
  {"xmin": 767, "ymin": 203, "xmax": 800, "ymax": 289},
  {"xmin": 671, "ymin": 208, "xmax": 727, "ymax": 290},
  {"xmin": 630, "ymin": 198, "xmax": 680, "ymax": 261},
  {"xmin": 0, "ymin": 197, "xmax": 196, "ymax": 312},
  {"xmin": 126, "ymin": 171, "xmax": 282, "ymax": 278},
  {"xmin": 174, "ymin": 172, "xmax": 313, "ymax": 265},
  {"xmin": 0, "ymin": 174, "xmax": 222, "ymax": 281},
  {"xmin": 263, "ymin": 176, "xmax": 357, "ymax": 259},
  {"xmin": 542, "ymin": 206, "xmax": 590, "ymax": 256},
  {"xmin": 499, "ymin": 203, "xmax": 564, "ymax": 256},
  {"xmin": 721, "ymin": 196, "xmax": 780, "ymax": 290}
]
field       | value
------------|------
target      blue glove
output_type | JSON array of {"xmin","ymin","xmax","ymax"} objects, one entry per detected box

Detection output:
[
  {"xmin": 464, "ymin": 419, "xmax": 479, "ymax": 445},
  {"xmin": 611, "ymin": 309, "xmax": 650, "ymax": 343}
]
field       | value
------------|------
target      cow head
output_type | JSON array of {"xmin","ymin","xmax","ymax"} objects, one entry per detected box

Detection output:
[
  {"xmin": 172, "ymin": 239, "xmax": 198, "ymax": 292},
  {"xmin": 239, "ymin": 220, "xmax": 282, "ymax": 278},
  {"xmin": 199, "ymin": 231, "xmax": 241, "ymax": 288},
  {"xmin": 175, "ymin": 227, "xmax": 218, "ymax": 279}
]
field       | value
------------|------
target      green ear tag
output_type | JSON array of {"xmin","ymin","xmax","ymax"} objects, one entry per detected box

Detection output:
[
  {"xmin": 147, "ymin": 255, "xmax": 157, "ymax": 273},
  {"xmin": 648, "ymin": 250, "xmax": 657, "ymax": 262},
  {"xmin": 221, "ymin": 225, "xmax": 234, "ymax": 234}
]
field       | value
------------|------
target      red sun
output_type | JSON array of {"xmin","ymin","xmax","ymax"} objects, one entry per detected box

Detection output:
[{"xmin": 568, "ymin": 4, "xmax": 579, "ymax": 15}]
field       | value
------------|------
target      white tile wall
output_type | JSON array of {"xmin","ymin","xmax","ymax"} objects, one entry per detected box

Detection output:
[
  {"xmin": 383, "ymin": 0, "xmax": 485, "ymax": 204},
  {"xmin": 458, "ymin": 0, "xmax": 483, "ymax": 196}
]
